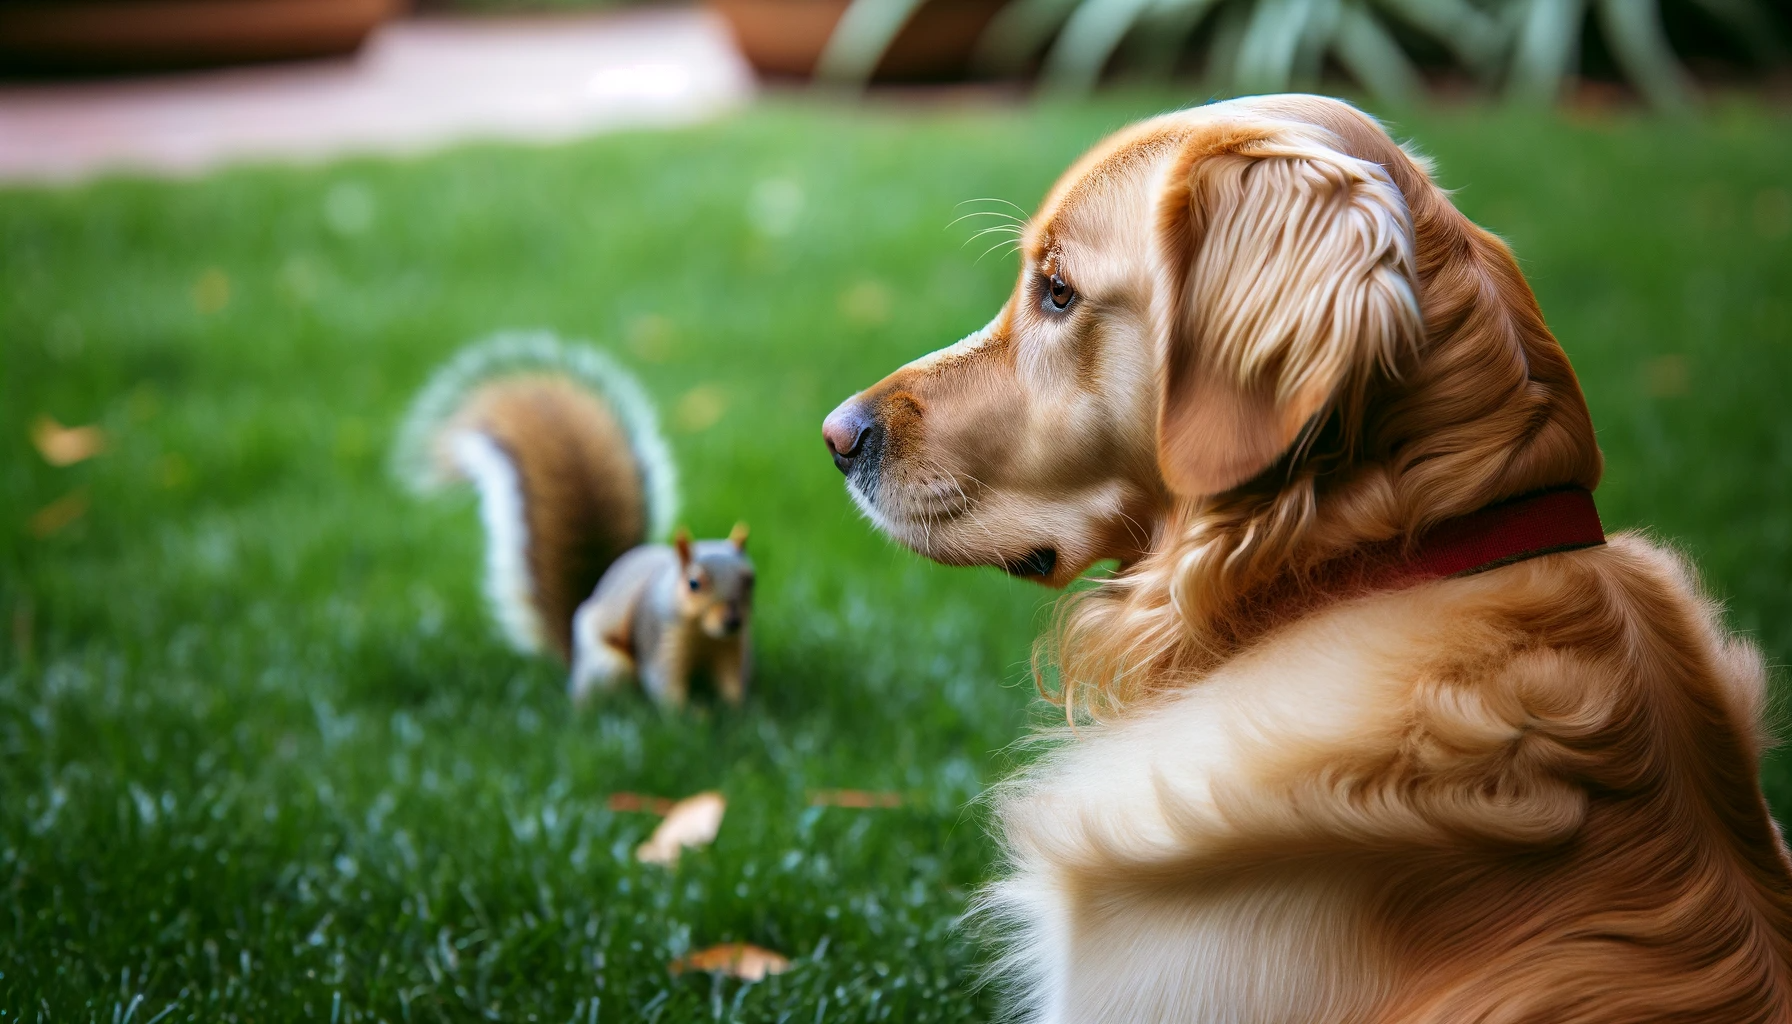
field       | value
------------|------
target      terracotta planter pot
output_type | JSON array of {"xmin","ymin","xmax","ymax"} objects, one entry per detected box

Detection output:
[
  {"xmin": 707, "ymin": 0, "xmax": 1007, "ymax": 82},
  {"xmin": 0, "ymin": 0, "xmax": 403, "ymax": 74}
]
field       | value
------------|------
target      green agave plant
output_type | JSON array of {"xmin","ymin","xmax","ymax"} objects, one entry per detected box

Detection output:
[{"xmin": 815, "ymin": 0, "xmax": 1784, "ymax": 108}]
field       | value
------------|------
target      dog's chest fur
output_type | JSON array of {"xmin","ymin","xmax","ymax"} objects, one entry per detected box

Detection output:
[
  {"xmin": 984, "ymin": 538, "xmax": 1780, "ymax": 1023},
  {"xmin": 989, "ymin": 594, "xmax": 1425, "ymax": 1023}
]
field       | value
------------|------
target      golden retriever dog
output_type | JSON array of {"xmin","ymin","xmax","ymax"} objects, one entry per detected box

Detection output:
[{"xmin": 822, "ymin": 95, "xmax": 1792, "ymax": 1022}]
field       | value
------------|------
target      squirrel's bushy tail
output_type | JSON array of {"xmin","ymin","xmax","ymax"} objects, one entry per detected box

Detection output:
[{"xmin": 394, "ymin": 331, "xmax": 677, "ymax": 661}]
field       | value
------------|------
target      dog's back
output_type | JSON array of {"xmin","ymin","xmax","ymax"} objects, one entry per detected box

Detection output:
[{"xmin": 989, "ymin": 536, "xmax": 1792, "ymax": 1022}]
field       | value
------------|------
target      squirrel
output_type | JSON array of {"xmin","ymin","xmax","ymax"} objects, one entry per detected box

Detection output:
[{"xmin": 394, "ymin": 331, "xmax": 754, "ymax": 709}]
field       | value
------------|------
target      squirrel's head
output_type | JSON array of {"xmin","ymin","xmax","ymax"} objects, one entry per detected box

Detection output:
[{"xmin": 674, "ymin": 524, "xmax": 755, "ymax": 639}]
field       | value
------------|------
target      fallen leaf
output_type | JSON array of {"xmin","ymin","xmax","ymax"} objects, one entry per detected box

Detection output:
[
  {"xmin": 158, "ymin": 453, "xmax": 193, "ymax": 490},
  {"xmin": 29, "ymin": 488, "xmax": 89, "ymax": 538},
  {"xmin": 1755, "ymin": 187, "xmax": 1791, "ymax": 241},
  {"xmin": 809, "ymin": 789, "xmax": 902, "ymax": 809},
  {"xmin": 674, "ymin": 384, "xmax": 727, "ymax": 433},
  {"xmin": 1642, "ymin": 354, "xmax": 1687, "ymax": 397},
  {"xmin": 31, "ymin": 415, "xmax": 106, "ymax": 466},
  {"xmin": 193, "ymin": 267, "xmax": 231, "ymax": 314},
  {"xmin": 607, "ymin": 792, "xmax": 675, "ymax": 815},
  {"xmin": 12, "ymin": 600, "xmax": 33, "ymax": 664},
  {"xmin": 670, "ymin": 942, "xmax": 791, "ymax": 981},
  {"xmin": 128, "ymin": 385, "xmax": 161, "ymax": 423},
  {"xmin": 628, "ymin": 313, "xmax": 675, "ymax": 363},
  {"xmin": 636, "ymin": 791, "xmax": 725, "ymax": 866},
  {"xmin": 838, "ymin": 280, "xmax": 892, "ymax": 327}
]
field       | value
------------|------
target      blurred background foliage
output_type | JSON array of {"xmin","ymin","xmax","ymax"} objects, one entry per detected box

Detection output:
[
  {"xmin": 420, "ymin": 0, "xmax": 1790, "ymax": 109},
  {"xmin": 817, "ymin": 0, "xmax": 1788, "ymax": 104}
]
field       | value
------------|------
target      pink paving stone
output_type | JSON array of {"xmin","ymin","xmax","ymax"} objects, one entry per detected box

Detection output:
[{"xmin": 0, "ymin": 8, "xmax": 756, "ymax": 183}]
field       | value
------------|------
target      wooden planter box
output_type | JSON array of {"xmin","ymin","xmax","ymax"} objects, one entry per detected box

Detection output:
[
  {"xmin": 0, "ymin": 0, "xmax": 402, "ymax": 74},
  {"xmin": 707, "ymin": 0, "xmax": 1007, "ymax": 81}
]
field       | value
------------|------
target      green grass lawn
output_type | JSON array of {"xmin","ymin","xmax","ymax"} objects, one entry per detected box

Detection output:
[{"xmin": 3, "ymin": 96, "xmax": 1790, "ymax": 1021}]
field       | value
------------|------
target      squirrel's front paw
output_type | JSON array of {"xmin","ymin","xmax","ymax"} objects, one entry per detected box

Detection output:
[{"xmin": 568, "ymin": 642, "xmax": 632, "ymax": 705}]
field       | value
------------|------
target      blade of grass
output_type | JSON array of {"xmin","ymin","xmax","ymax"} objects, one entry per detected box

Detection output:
[
  {"xmin": 1291, "ymin": 0, "xmax": 1342, "ymax": 88},
  {"xmin": 1371, "ymin": 0, "xmax": 1509, "ymax": 78},
  {"xmin": 814, "ymin": 0, "xmax": 933, "ymax": 86},
  {"xmin": 1116, "ymin": 0, "xmax": 1225, "ymax": 79},
  {"xmin": 1334, "ymin": 0, "xmax": 1426, "ymax": 104},
  {"xmin": 1235, "ymin": 0, "xmax": 1319, "ymax": 93},
  {"xmin": 1507, "ymin": 0, "xmax": 1586, "ymax": 105},
  {"xmin": 973, "ymin": 0, "xmax": 1087, "ymax": 75},
  {"xmin": 1041, "ymin": 0, "xmax": 1168, "ymax": 91},
  {"xmin": 1204, "ymin": 0, "xmax": 1254, "ymax": 93},
  {"xmin": 1595, "ymin": 0, "xmax": 1695, "ymax": 110}
]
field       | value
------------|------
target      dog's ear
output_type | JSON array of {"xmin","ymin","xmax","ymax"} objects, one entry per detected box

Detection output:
[{"xmin": 1155, "ymin": 129, "xmax": 1422, "ymax": 498}]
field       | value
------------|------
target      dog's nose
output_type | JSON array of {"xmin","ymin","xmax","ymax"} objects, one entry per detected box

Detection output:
[{"xmin": 822, "ymin": 399, "xmax": 874, "ymax": 475}]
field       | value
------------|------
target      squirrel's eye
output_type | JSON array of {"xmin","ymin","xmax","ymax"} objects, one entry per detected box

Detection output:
[
  {"xmin": 1046, "ymin": 273, "xmax": 1073, "ymax": 311},
  {"xmin": 687, "ymin": 577, "xmax": 701, "ymax": 592}
]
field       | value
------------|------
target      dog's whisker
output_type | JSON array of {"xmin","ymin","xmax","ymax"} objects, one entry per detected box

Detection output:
[
  {"xmin": 955, "ymin": 197, "xmax": 1026, "ymax": 213},
  {"xmin": 966, "ymin": 224, "xmax": 1024, "ymax": 244},
  {"xmin": 912, "ymin": 458, "xmax": 1006, "ymax": 558},
  {"xmin": 977, "ymin": 239, "xmax": 1023, "ymax": 264},
  {"xmin": 1112, "ymin": 504, "xmax": 1152, "ymax": 551},
  {"xmin": 956, "ymin": 196, "xmax": 1028, "ymax": 218},
  {"xmin": 947, "ymin": 210, "xmax": 1025, "ymax": 229},
  {"xmin": 961, "ymin": 226, "xmax": 1025, "ymax": 252},
  {"xmin": 975, "ymin": 242, "xmax": 1024, "ymax": 265}
]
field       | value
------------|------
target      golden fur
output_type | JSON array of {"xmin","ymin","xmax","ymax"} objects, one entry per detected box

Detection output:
[{"xmin": 825, "ymin": 94, "xmax": 1792, "ymax": 1020}]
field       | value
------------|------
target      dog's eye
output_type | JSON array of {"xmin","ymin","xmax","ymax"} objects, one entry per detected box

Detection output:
[
  {"xmin": 687, "ymin": 576, "xmax": 701, "ymax": 592},
  {"xmin": 1046, "ymin": 273, "xmax": 1073, "ymax": 311}
]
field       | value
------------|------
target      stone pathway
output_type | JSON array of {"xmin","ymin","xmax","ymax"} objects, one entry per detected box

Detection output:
[{"xmin": 0, "ymin": 8, "xmax": 755, "ymax": 183}]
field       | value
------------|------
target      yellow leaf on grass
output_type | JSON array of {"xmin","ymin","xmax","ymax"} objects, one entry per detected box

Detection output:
[
  {"xmin": 838, "ymin": 280, "xmax": 892, "ymax": 327},
  {"xmin": 607, "ymin": 792, "xmax": 675, "ymax": 815},
  {"xmin": 30, "ymin": 489, "xmax": 89, "ymax": 538},
  {"xmin": 1642, "ymin": 354, "xmax": 1688, "ymax": 397},
  {"xmin": 809, "ymin": 789, "xmax": 902, "ymax": 808},
  {"xmin": 670, "ymin": 942, "xmax": 791, "ymax": 981},
  {"xmin": 628, "ymin": 313, "xmax": 675, "ymax": 363},
  {"xmin": 674, "ymin": 385, "xmax": 727, "ymax": 433},
  {"xmin": 636, "ymin": 791, "xmax": 724, "ymax": 866},
  {"xmin": 193, "ymin": 267, "xmax": 231, "ymax": 314},
  {"xmin": 31, "ymin": 415, "xmax": 106, "ymax": 466}
]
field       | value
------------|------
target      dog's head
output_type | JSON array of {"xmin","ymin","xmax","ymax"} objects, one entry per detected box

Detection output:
[{"xmin": 825, "ymin": 96, "xmax": 1443, "ymax": 587}]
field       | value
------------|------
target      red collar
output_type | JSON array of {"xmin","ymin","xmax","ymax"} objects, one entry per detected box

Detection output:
[
  {"xmin": 1401, "ymin": 486, "xmax": 1604, "ymax": 580},
  {"xmin": 1231, "ymin": 487, "xmax": 1604, "ymax": 639},
  {"xmin": 1371, "ymin": 486, "xmax": 1605, "ymax": 590}
]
